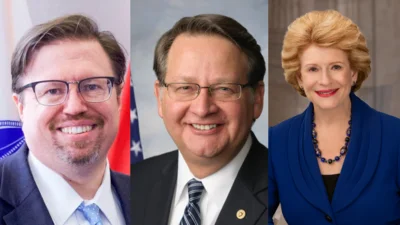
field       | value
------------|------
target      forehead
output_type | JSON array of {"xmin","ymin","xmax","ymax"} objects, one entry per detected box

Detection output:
[
  {"xmin": 165, "ymin": 34, "xmax": 248, "ymax": 82},
  {"xmin": 22, "ymin": 39, "xmax": 113, "ymax": 83},
  {"xmin": 300, "ymin": 44, "xmax": 349, "ymax": 65}
]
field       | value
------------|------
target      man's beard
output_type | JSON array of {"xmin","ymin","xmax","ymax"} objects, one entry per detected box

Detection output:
[
  {"xmin": 53, "ymin": 134, "xmax": 103, "ymax": 166},
  {"xmin": 49, "ymin": 114, "xmax": 106, "ymax": 165}
]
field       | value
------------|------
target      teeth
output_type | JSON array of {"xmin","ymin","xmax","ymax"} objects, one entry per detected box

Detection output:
[
  {"xmin": 61, "ymin": 126, "xmax": 93, "ymax": 134},
  {"xmin": 319, "ymin": 90, "xmax": 334, "ymax": 94},
  {"xmin": 192, "ymin": 124, "xmax": 217, "ymax": 131}
]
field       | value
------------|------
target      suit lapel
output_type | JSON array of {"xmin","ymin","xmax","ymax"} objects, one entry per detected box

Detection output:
[
  {"xmin": 216, "ymin": 134, "xmax": 267, "ymax": 225},
  {"xmin": 332, "ymin": 93, "xmax": 382, "ymax": 212},
  {"xmin": 144, "ymin": 154, "xmax": 178, "ymax": 225},
  {"xmin": 287, "ymin": 105, "xmax": 332, "ymax": 214},
  {"xmin": 110, "ymin": 171, "xmax": 130, "ymax": 225},
  {"xmin": 0, "ymin": 146, "xmax": 53, "ymax": 225},
  {"xmin": 3, "ymin": 189, "xmax": 53, "ymax": 225}
]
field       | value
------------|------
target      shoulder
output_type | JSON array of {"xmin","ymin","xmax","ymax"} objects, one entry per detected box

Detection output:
[
  {"xmin": 377, "ymin": 111, "xmax": 400, "ymax": 128},
  {"xmin": 0, "ymin": 145, "xmax": 29, "ymax": 182},
  {"xmin": 269, "ymin": 113, "xmax": 304, "ymax": 140},
  {"xmin": 249, "ymin": 134, "xmax": 268, "ymax": 163},
  {"xmin": 110, "ymin": 170, "xmax": 130, "ymax": 184}
]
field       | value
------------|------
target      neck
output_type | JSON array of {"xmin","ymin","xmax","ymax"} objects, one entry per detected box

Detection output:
[
  {"xmin": 40, "ymin": 153, "xmax": 107, "ymax": 199},
  {"xmin": 60, "ymin": 160, "xmax": 107, "ymax": 200},
  {"xmin": 313, "ymin": 97, "xmax": 351, "ymax": 127}
]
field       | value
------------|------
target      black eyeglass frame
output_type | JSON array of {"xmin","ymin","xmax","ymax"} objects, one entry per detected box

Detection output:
[{"xmin": 15, "ymin": 76, "xmax": 121, "ymax": 106}]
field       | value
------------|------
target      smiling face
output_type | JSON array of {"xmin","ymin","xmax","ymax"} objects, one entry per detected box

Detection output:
[
  {"xmin": 155, "ymin": 34, "xmax": 264, "ymax": 169},
  {"xmin": 13, "ymin": 40, "xmax": 120, "ymax": 168},
  {"xmin": 298, "ymin": 44, "xmax": 357, "ymax": 111}
]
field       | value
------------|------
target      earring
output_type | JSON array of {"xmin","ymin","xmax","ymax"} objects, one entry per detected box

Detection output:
[{"xmin": 352, "ymin": 81, "xmax": 356, "ymax": 86}]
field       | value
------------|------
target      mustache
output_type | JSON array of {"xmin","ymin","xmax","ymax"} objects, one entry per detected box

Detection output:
[{"xmin": 49, "ymin": 113, "xmax": 105, "ymax": 130}]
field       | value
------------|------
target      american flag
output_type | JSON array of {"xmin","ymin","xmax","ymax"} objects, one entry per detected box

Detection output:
[{"xmin": 130, "ymin": 82, "xmax": 143, "ymax": 164}]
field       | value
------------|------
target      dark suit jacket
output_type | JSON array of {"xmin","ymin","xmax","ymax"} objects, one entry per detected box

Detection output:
[
  {"xmin": 131, "ymin": 133, "xmax": 267, "ymax": 225},
  {"xmin": 268, "ymin": 93, "xmax": 400, "ymax": 225},
  {"xmin": 0, "ymin": 145, "xmax": 130, "ymax": 225}
]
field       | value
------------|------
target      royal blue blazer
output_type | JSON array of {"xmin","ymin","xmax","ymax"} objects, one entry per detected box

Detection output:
[{"xmin": 268, "ymin": 93, "xmax": 400, "ymax": 225}]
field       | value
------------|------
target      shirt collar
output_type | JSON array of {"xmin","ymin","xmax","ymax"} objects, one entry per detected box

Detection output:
[
  {"xmin": 28, "ymin": 151, "xmax": 118, "ymax": 224},
  {"xmin": 174, "ymin": 134, "xmax": 252, "ymax": 208}
]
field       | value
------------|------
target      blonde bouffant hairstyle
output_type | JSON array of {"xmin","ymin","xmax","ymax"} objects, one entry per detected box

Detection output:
[{"xmin": 281, "ymin": 10, "xmax": 371, "ymax": 97}]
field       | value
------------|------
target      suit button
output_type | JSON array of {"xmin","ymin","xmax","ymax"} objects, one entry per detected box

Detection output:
[{"xmin": 325, "ymin": 215, "xmax": 332, "ymax": 222}]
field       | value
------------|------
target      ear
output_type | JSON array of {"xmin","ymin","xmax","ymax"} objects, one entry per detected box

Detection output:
[
  {"xmin": 154, "ymin": 80, "xmax": 164, "ymax": 118},
  {"xmin": 12, "ymin": 93, "xmax": 24, "ymax": 122},
  {"xmin": 252, "ymin": 81, "xmax": 264, "ymax": 120},
  {"xmin": 296, "ymin": 72, "xmax": 303, "ymax": 88},
  {"xmin": 117, "ymin": 84, "xmax": 124, "ymax": 112},
  {"xmin": 351, "ymin": 70, "xmax": 358, "ymax": 83}
]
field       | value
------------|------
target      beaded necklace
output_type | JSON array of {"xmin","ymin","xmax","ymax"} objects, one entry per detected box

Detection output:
[{"xmin": 312, "ymin": 111, "xmax": 351, "ymax": 164}]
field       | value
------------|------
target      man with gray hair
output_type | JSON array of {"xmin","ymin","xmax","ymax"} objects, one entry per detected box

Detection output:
[
  {"xmin": 132, "ymin": 14, "xmax": 267, "ymax": 225},
  {"xmin": 0, "ymin": 15, "xmax": 129, "ymax": 225}
]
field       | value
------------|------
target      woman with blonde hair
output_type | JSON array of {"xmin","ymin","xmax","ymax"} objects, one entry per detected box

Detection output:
[{"xmin": 268, "ymin": 10, "xmax": 400, "ymax": 224}]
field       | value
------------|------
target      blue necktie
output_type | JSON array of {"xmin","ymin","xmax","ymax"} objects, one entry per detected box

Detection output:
[
  {"xmin": 180, "ymin": 179, "xmax": 205, "ymax": 225},
  {"xmin": 77, "ymin": 203, "xmax": 103, "ymax": 225}
]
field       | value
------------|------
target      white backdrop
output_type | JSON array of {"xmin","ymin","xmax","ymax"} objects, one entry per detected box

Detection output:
[{"xmin": 131, "ymin": 0, "xmax": 268, "ymax": 159}]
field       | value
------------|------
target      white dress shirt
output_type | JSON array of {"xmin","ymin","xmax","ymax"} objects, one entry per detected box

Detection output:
[
  {"xmin": 168, "ymin": 135, "xmax": 252, "ymax": 225},
  {"xmin": 28, "ymin": 152, "xmax": 125, "ymax": 225}
]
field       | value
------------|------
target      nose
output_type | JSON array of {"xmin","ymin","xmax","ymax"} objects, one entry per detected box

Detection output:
[
  {"xmin": 319, "ymin": 68, "xmax": 332, "ymax": 85},
  {"xmin": 189, "ymin": 88, "xmax": 218, "ymax": 117},
  {"xmin": 62, "ymin": 85, "xmax": 88, "ymax": 115}
]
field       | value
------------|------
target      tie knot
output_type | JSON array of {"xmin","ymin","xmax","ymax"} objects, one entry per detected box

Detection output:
[
  {"xmin": 187, "ymin": 178, "xmax": 204, "ymax": 204},
  {"xmin": 77, "ymin": 203, "xmax": 103, "ymax": 225}
]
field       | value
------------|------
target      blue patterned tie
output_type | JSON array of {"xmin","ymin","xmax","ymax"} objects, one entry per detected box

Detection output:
[
  {"xmin": 77, "ymin": 203, "xmax": 103, "ymax": 225},
  {"xmin": 180, "ymin": 179, "xmax": 205, "ymax": 225}
]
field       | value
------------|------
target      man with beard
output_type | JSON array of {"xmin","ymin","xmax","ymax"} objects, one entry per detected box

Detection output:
[
  {"xmin": 0, "ymin": 15, "xmax": 129, "ymax": 225},
  {"xmin": 131, "ymin": 14, "xmax": 267, "ymax": 225}
]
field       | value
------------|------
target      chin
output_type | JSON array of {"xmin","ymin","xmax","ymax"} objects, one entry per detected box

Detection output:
[
  {"xmin": 55, "ymin": 143, "xmax": 102, "ymax": 165},
  {"xmin": 186, "ymin": 145, "xmax": 223, "ymax": 159},
  {"xmin": 312, "ymin": 98, "xmax": 341, "ymax": 110},
  {"xmin": 314, "ymin": 103, "xmax": 340, "ymax": 111},
  {"xmin": 61, "ymin": 151, "xmax": 100, "ymax": 165}
]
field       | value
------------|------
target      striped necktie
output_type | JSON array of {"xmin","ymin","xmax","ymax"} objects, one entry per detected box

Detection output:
[{"xmin": 180, "ymin": 178, "xmax": 205, "ymax": 225}]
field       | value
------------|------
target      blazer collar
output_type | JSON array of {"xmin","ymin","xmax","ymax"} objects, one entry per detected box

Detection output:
[
  {"xmin": 110, "ymin": 171, "xmax": 131, "ymax": 225},
  {"xmin": 287, "ymin": 93, "xmax": 382, "ymax": 214},
  {"xmin": 143, "ymin": 151, "xmax": 178, "ymax": 225},
  {"xmin": 215, "ymin": 133, "xmax": 268, "ymax": 225},
  {"xmin": 0, "ymin": 145, "xmax": 53, "ymax": 225}
]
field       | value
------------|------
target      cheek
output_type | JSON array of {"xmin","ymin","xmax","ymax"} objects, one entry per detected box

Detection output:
[
  {"xmin": 21, "ymin": 104, "xmax": 58, "ymax": 142},
  {"xmin": 101, "ymin": 100, "xmax": 120, "ymax": 126},
  {"xmin": 161, "ymin": 100, "xmax": 188, "ymax": 122},
  {"xmin": 302, "ymin": 77, "xmax": 317, "ymax": 89},
  {"xmin": 341, "ymin": 74, "xmax": 353, "ymax": 86},
  {"xmin": 225, "ymin": 101, "xmax": 252, "ymax": 128}
]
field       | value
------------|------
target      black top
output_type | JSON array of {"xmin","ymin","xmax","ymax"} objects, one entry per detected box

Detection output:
[{"xmin": 322, "ymin": 174, "xmax": 340, "ymax": 202}]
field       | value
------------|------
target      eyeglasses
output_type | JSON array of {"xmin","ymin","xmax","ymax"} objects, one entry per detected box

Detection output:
[
  {"xmin": 16, "ymin": 76, "xmax": 120, "ymax": 106},
  {"xmin": 161, "ymin": 82, "xmax": 253, "ymax": 101}
]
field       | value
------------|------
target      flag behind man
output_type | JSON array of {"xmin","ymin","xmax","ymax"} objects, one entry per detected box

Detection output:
[
  {"xmin": 108, "ymin": 64, "xmax": 132, "ymax": 174},
  {"xmin": 130, "ymin": 80, "xmax": 143, "ymax": 164}
]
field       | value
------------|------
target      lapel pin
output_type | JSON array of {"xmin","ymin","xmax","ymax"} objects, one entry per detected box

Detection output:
[{"xmin": 236, "ymin": 209, "xmax": 246, "ymax": 219}]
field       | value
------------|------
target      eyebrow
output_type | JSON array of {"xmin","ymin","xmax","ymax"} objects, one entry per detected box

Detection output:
[
  {"xmin": 165, "ymin": 74, "xmax": 242, "ymax": 83},
  {"xmin": 303, "ymin": 61, "xmax": 346, "ymax": 67}
]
